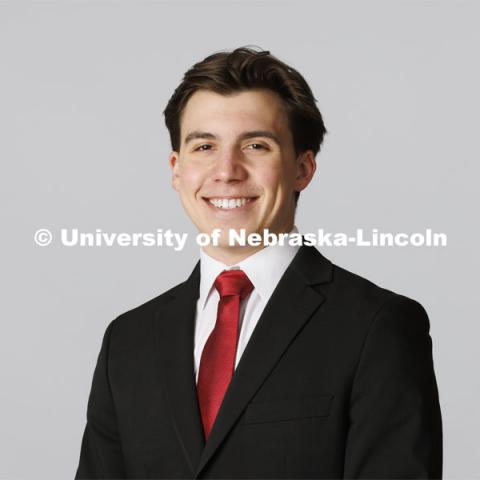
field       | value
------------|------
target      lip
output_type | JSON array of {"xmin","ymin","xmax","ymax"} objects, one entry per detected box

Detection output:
[{"xmin": 202, "ymin": 195, "xmax": 258, "ymax": 200}]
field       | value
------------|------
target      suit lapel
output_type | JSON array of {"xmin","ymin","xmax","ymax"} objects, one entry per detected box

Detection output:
[
  {"xmin": 195, "ymin": 245, "xmax": 333, "ymax": 476},
  {"xmin": 153, "ymin": 262, "xmax": 205, "ymax": 476}
]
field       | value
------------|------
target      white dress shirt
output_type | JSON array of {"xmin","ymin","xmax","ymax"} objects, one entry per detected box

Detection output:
[{"xmin": 193, "ymin": 227, "xmax": 300, "ymax": 383}]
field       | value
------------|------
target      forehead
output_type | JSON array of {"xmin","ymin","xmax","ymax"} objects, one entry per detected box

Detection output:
[{"xmin": 180, "ymin": 89, "xmax": 290, "ymax": 139}]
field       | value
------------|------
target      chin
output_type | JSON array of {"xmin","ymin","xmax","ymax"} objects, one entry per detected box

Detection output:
[{"xmin": 200, "ymin": 224, "xmax": 260, "ymax": 248}]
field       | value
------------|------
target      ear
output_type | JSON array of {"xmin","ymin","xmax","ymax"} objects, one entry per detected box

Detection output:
[
  {"xmin": 169, "ymin": 151, "xmax": 180, "ymax": 192},
  {"xmin": 294, "ymin": 150, "xmax": 316, "ymax": 193}
]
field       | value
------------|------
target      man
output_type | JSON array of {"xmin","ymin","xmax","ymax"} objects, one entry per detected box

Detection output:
[{"xmin": 75, "ymin": 47, "xmax": 442, "ymax": 479}]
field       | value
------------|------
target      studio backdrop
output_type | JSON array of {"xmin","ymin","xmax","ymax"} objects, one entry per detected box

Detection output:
[{"xmin": 0, "ymin": 1, "xmax": 479, "ymax": 478}]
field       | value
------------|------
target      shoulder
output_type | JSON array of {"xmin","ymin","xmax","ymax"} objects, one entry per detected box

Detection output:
[
  {"xmin": 104, "ymin": 280, "xmax": 186, "ymax": 340},
  {"xmin": 330, "ymin": 262, "xmax": 430, "ymax": 334}
]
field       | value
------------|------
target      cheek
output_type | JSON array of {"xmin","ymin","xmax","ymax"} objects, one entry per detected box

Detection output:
[
  {"xmin": 178, "ymin": 164, "xmax": 205, "ymax": 194},
  {"xmin": 254, "ymin": 162, "xmax": 294, "ymax": 196}
]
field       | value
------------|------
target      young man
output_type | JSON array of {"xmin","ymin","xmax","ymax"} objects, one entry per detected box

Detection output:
[{"xmin": 76, "ymin": 47, "xmax": 442, "ymax": 479}]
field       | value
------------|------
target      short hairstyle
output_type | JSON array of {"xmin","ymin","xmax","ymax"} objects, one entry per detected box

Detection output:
[{"xmin": 163, "ymin": 46, "xmax": 327, "ymax": 203}]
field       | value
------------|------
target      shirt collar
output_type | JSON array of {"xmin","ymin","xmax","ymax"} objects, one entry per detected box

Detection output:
[{"xmin": 198, "ymin": 226, "xmax": 300, "ymax": 310}]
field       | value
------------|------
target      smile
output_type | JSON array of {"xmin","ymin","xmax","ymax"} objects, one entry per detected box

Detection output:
[{"xmin": 204, "ymin": 197, "xmax": 257, "ymax": 210}]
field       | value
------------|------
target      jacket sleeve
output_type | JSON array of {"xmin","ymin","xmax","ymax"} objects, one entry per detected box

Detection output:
[
  {"xmin": 343, "ymin": 296, "xmax": 443, "ymax": 479},
  {"xmin": 75, "ymin": 319, "xmax": 126, "ymax": 479}
]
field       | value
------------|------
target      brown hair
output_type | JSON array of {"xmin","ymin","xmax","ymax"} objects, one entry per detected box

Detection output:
[{"xmin": 163, "ymin": 46, "xmax": 327, "ymax": 203}]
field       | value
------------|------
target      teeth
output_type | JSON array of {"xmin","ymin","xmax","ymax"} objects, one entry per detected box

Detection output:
[{"xmin": 209, "ymin": 198, "xmax": 251, "ymax": 209}]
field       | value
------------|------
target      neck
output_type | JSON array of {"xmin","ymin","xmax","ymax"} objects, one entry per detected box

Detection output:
[
  {"xmin": 202, "ymin": 244, "xmax": 266, "ymax": 266},
  {"xmin": 202, "ymin": 223, "xmax": 297, "ymax": 265}
]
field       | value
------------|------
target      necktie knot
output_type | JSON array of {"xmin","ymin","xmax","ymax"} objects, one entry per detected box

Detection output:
[{"xmin": 214, "ymin": 269, "xmax": 254, "ymax": 300}]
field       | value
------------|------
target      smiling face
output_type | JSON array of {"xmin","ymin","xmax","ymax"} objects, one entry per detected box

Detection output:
[{"xmin": 169, "ymin": 88, "xmax": 316, "ymax": 264}]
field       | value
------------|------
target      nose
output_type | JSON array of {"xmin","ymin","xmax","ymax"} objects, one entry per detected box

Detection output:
[{"xmin": 212, "ymin": 147, "xmax": 247, "ymax": 183}]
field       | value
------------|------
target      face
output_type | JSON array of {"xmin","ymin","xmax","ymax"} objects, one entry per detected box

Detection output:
[{"xmin": 169, "ymin": 88, "xmax": 316, "ymax": 261}]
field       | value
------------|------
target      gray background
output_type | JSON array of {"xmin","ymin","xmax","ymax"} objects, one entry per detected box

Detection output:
[{"xmin": 1, "ymin": 0, "xmax": 479, "ymax": 478}]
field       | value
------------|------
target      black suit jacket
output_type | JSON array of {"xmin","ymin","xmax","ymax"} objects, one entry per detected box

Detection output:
[{"xmin": 75, "ymin": 245, "xmax": 442, "ymax": 479}]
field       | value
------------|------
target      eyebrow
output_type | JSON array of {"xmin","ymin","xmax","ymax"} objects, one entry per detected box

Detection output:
[{"xmin": 183, "ymin": 130, "xmax": 281, "ymax": 146}]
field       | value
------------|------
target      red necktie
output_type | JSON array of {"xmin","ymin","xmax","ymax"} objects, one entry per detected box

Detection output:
[{"xmin": 196, "ymin": 269, "xmax": 254, "ymax": 440}]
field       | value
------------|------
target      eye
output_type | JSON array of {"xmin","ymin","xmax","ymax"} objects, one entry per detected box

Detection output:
[
  {"xmin": 194, "ymin": 144, "xmax": 213, "ymax": 152},
  {"xmin": 245, "ymin": 143, "xmax": 267, "ymax": 150}
]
